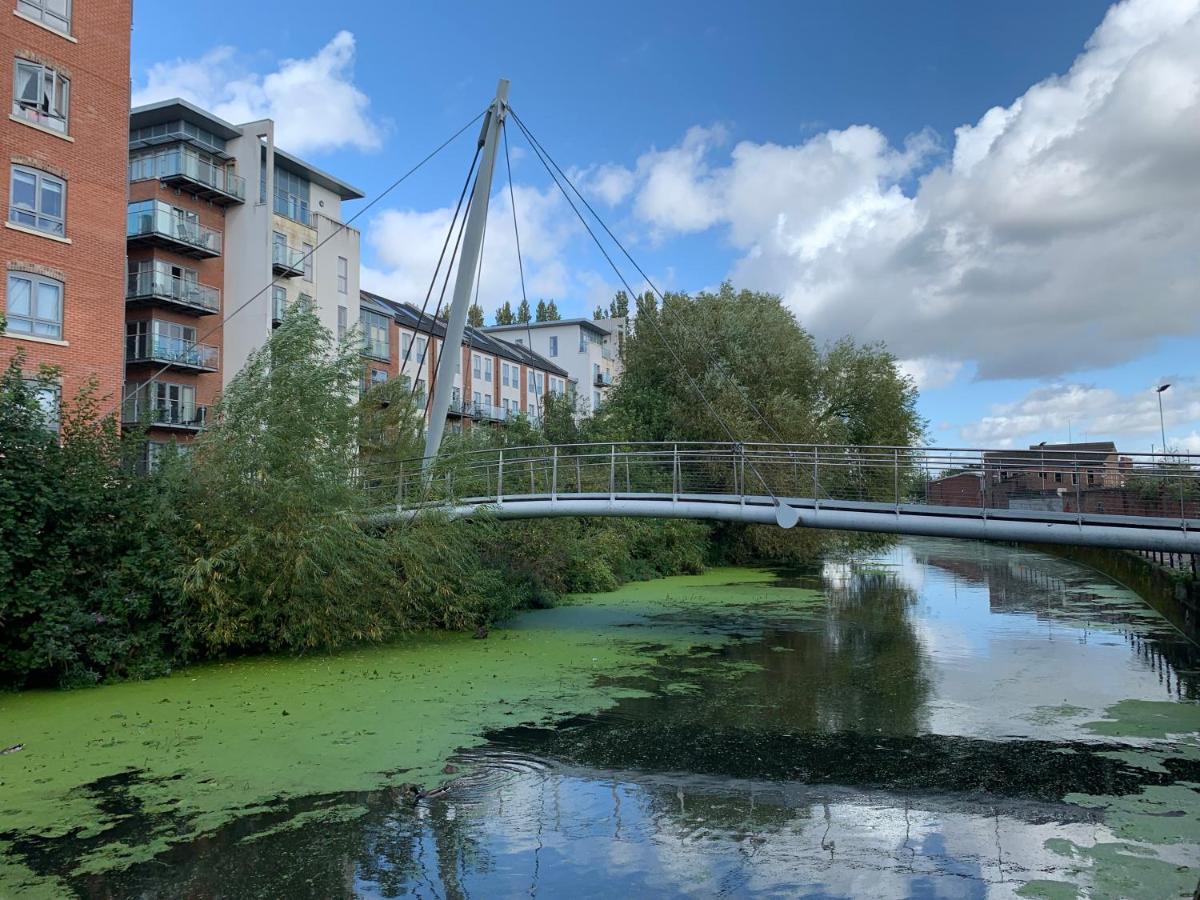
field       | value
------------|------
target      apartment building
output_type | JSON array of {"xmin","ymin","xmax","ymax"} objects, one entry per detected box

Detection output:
[
  {"xmin": 983, "ymin": 442, "xmax": 1122, "ymax": 494},
  {"xmin": 3, "ymin": 0, "xmax": 132, "ymax": 423},
  {"xmin": 123, "ymin": 99, "xmax": 363, "ymax": 458},
  {"xmin": 483, "ymin": 316, "xmax": 625, "ymax": 415},
  {"xmin": 360, "ymin": 290, "xmax": 569, "ymax": 430}
]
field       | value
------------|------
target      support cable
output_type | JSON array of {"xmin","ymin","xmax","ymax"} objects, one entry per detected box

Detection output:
[
  {"xmin": 509, "ymin": 108, "xmax": 786, "ymax": 446},
  {"xmin": 503, "ymin": 120, "xmax": 540, "ymax": 421},
  {"xmin": 510, "ymin": 113, "xmax": 783, "ymax": 505},
  {"xmin": 122, "ymin": 109, "xmax": 488, "ymax": 418}
]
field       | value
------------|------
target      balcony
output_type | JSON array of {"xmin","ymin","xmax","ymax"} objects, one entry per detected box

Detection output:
[
  {"xmin": 156, "ymin": 150, "xmax": 245, "ymax": 205},
  {"xmin": 127, "ymin": 202, "xmax": 222, "ymax": 258},
  {"xmin": 126, "ymin": 269, "xmax": 220, "ymax": 317},
  {"xmin": 594, "ymin": 372, "xmax": 613, "ymax": 387},
  {"xmin": 272, "ymin": 242, "xmax": 305, "ymax": 277},
  {"xmin": 123, "ymin": 395, "xmax": 208, "ymax": 432},
  {"xmin": 126, "ymin": 331, "xmax": 219, "ymax": 373}
]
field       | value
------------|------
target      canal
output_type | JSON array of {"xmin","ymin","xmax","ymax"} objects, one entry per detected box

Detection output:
[{"xmin": 1, "ymin": 538, "xmax": 1197, "ymax": 898}]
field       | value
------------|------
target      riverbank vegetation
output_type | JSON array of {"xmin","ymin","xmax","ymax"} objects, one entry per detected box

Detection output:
[{"xmin": 0, "ymin": 286, "xmax": 920, "ymax": 689}]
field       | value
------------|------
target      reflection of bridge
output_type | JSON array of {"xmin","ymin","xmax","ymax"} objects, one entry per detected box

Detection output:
[{"xmin": 385, "ymin": 443, "xmax": 1200, "ymax": 553}]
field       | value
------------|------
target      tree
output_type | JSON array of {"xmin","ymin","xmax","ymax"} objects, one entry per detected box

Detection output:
[
  {"xmin": 494, "ymin": 301, "xmax": 515, "ymax": 326},
  {"xmin": 594, "ymin": 305, "xmax": 605, "ymax": 320},
  {"xmin": 516, "ymin": 299, "xmax": 532, "ymax": 323},
  {"xmin": 466, "ymin": 303, "xmax": 484, "ymax": 328},
  {"xmin": 545, "ymin": 300, "xmax": 561, "ymax": 321},
  {"xmin": 535, "ymin": 300, "xmax": 549, "ymax": 322},
  {"xmin": 608, "ymin": 290, "xmax": 630, "ymax": 319}
]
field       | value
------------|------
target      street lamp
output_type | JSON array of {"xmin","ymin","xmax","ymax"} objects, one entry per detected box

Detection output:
[{"xmin": 1156, "ymin": 383, "xmax": 1171, "ymax": 456}]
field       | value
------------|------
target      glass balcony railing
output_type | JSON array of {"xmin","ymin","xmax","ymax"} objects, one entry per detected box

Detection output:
[
  {"xmin": 127, "ymin": 202, "xmax": 222, "ymax": 257},
  {"xmin": 272, "ymin": 242, "xmax": 305, "ymax": 276},
  {"xmin": 273, "ymin": 190, "xmax": 312, "ymax": 226},
  {"xmin": 123, "ymin": 393, "xmax": 208, "ymax": 430},
  {"xmin": 126, "ymin": 332, "xmax": 219, "ymax": 371},
  {"xmin": 153, "ymin": 149, "xmax": 245, "ymax": 203},
  {"xmin": 126, "ymin": 269, "xmax": 220, "ymax": 315}
]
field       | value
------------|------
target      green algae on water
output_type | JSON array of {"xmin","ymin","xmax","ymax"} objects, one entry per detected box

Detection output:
[{"xmin": 0, "ymin": 568, "xmax": 817, "ymax": 893}]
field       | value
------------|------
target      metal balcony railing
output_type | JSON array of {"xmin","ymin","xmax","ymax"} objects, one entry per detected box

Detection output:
[
  {"xmin": 127, "ymin": 203, "xmax": 222, "ymax": 257},
  {"xmin": 594, "ymin": 372, "xmax": 613, "ymax": 387},
  {"xmin": 126, "ymin": 332, "xmax": 219, "ymax": 372},
  {"xmin": 131, "ymin": 146, "xmax": 245, "ymax": 204},
  {"xmin": 126, "ymin": 270, "xmax": 220, "ymax": 315}
]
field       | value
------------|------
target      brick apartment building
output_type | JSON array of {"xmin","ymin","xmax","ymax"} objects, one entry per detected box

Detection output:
[
  {"xmin": 2, "ymin": 0, "xmax": 132, "ymax": 420},
  {"xmin": 360, "ymin": 290, "xmax": 569, "ymax": 430}
]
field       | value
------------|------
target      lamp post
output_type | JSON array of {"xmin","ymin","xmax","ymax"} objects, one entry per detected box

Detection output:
[{"xmin": 1156, "ymin": 383, "xmax": 1171, "ymax": 456}]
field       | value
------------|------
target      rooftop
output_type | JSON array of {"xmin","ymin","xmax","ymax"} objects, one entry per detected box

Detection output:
[{"xmin": 484, "ymin": 317, "xmax": 615, "ymax": 338}]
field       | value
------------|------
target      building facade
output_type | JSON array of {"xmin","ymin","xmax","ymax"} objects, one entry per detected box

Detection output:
[
  {"xmin": 360, "ymin": 290, "xmax": 568, "ymax": 430},
  {"xmin": 3, "ymin": 0, "xmax": 132, "ymax": 422},
  {"xmin": 483, "ymin": 317, "xmax": 625, "ymax": 415},
  {"xmin": 123, "ymin": 99, "xmax": 363, "ymax": 458}
]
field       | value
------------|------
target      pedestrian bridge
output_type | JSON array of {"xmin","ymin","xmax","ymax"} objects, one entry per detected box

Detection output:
[{"xmin": 380, "ymin": 442, "xmax": 1200, "ymax": 554}]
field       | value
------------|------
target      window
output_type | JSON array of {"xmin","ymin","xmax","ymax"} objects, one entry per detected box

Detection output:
[
  {"xmin": 337, "ymin": 256, "xmax": 348, "ymax": 294},
  {"xmin": 371, "ymin": 368, "xmax": 387, "ymax": 385},
  {"xmin": 415, "ymin": 336, "xmax": 427, "ymax": 363},
  {"xmin": 302, "ymin": 242, "xmax": 314, "ymax": 282},
  {"xmin": 23, "ymin": 378, "xmax": 59, "ymax": 431},
  {"xmin": 16, "ymin": 0, "xmax": 71, "ymax": 33},
  {"xmin": 473, "ymin": 391, "xmax": 481, "ymax": 406},
  {"xmin": 472, "ymin": 354, "xmax": 481, "ymax": 377},
  {"xmin": 273, "ymin": 167, "xmax": 311, "ymax": 224},
  {"xmin": 9, "ymin": 166, "xmax": 64, "ymax": 236},
  {"xmin": 337, "ymin": 305, "xmax": 347, "ymax": 342},
  {"xmin": 593, "ymin": 391, "xmax": 601, "ymax": 410},
  {"xmin": 361, "ymin": 309, "xmax": 390, "ymax": 360},
  {"xmin": 13, "ymin": 59, "xmax": 69, "ymax": 133},
  {"xmin": 549, "ymin": 335, "xmax": 558, "ymax": 357},
  {"xmin": 483, "ymin": 358, "xmax": 492, "ymax": 381},
  {"xmin": 502, "ymin": 363, "xmax": 510, "ymax": 387},
  {"xmin": 593, "ymin": 363, "xmax": 601, "ymax": 381},
  {"xmin": 484, "ymin": 393, "xmax": 492, "ymax": 408},
  {"xmin": 1071, "ymin": 473, "xmax": 1079, "ymax": 485},
  {"xmin": 1054, "ymin": 472, "xmax": 1063, "ymax": 484},
  {"xmin": 271, "ymin": 285, "xmax": 286, "ymax": 322},
  {"xmin": 1087, "ymin": 473, "xmax": 1096, "ymax": 486},
  {"xmin": 401, "ymin": 333, "xmax": 412, "ymax": 358},
  {"xmin": 6, "ymin": 271, "xmax": 62, "ymax": 338}
]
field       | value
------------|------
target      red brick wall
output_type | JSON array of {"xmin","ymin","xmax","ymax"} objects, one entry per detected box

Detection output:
[{"xmin": 1, "ymin": 1, "xmax": 132, "ymax": 414}]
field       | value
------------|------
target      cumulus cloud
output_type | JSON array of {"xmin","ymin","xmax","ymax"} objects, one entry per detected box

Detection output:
[
  {"xmin": 621, "ymin": 0, "xmax": 1200, "ymax": 380},
  {"xmin": 133, "ymin": 31, "xmax": 381, "ymax": 155},
  {"xmin": 960, "ymin": 378, "xmax": 1200, "ymax": 450},
  {"xmin": 360, "ymin": 182, "xmax": 583, "ymax": 314},
  {"xmin": 896, "ymin": 357, "xmax": 964, "ymax": 391}
]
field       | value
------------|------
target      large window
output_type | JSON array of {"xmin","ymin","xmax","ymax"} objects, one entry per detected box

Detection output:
[
  {"xmin": 9, "ymin": 165, "xmax": 64, "ymax": 236},
  {"xmin": 337, "ymin": 305, "xmax": 347, "ymax": 342},
  {"xmin": 415, "ymin": 336, "xmax": 427, "ymax": 363},
  {"xmin": 13, "ymin": 59, "xmax": 69, "ymax": 133},
  {"xmin": 273, "ymin": 167, "xmax": 311, "ymax": 225},
  {"xmin": 549, "ymin": 335, "xmax": 558, "ymax": 357},
  {"xmin": 6, "ymin": 271, "xmax": 62, "ymax": 339},
  {"xmin": 337, "ymin": 256, "xmax": 348, "ymax": 294},
  {"xmin": 16, "ymin": 0, "xmax": 71, "ymax": 33},
  {"xmin": 271, "ymin": 285, "xmax": 286, "ymax": 322},
  {"xmin": 24, "ymin": 378, "xmax": 60, "ymax": 431},
  {"xmin": 302, "ymin": 242, "xmax": 314, "ymax": 282},
  {"xmin": 361, "ymin": 309, "xmax": 390, "ymax": 360}
]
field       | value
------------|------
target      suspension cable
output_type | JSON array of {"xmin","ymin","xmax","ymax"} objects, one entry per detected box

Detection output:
[
  {"xmin": 503, "ymin": 119, "xmax": 540, "ymax": 420},
  {"xmin": 509, "ymin": 108, "xmax": 787, "ymax": 446},
  {"xmin": 508, "ymin": 113, "xmax": 782, "ymax": 503}
]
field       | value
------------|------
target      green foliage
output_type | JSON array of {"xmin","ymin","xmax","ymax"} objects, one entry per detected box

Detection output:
[
  {"xmin": 516, "ymin": 299, "xmax": 532, "ymax": 323},
  {"xmin": 545, "ymin": 300, "xmax": 561, "ymax": 321},
  {"xmin": 535, "ymin": 299, "xmax": 548, "ymax": 321},
  {"xmin": 466, "ymin": 303, "xmax": 484, "ymax": 328},
  {"xmin": 0, "ymin": 355, "xmax": 184, "ymax": 688},
  {"xmin": 608, "ymin": 290, "xmax": 630, "ymax": 319},
  {"xmin": 494, "ymin": 301, "xmax": 515, "ymax": 325}
]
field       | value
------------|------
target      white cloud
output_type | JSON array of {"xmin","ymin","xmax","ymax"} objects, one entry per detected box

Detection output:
[
  {"xmin": 960, "ymin": 378, "xmax": 1200, "ymax": 451},
  {"xmin": 361, "ymin": 182, "xmax": 585, "ymax": 316},
  {"xmin": 133, "ymin": 31, "xmax": 381, "ymax": 156},
  {"xmin": 622, "ymin": 0, "xmax": 1200, "ymax": 380},
  {"xmin": 896, "ymin": 357, "xmax": 964, "ymax": 391}
]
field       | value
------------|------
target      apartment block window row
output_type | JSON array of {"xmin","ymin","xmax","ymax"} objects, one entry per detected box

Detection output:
[
  {"xmin": 16, "ymin": 0, "xmax": 71, "ymax": 33},
  {"xmin": 13, "ymin": 58, "xmax": 69, "ymax": 133},
  {"xmin": 361, "ymin": 308, "xmax": 390, "ymax": 360},
  {"xmin": 6, "ymin": 271, "xmax": 62, "ymax": 339},
  {"xmin": 9, "ymin": 165, "xmax": 65, "ymax": 236}
]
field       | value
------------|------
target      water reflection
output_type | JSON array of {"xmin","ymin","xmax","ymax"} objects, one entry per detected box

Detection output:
[{"xmin": 15, "ymin": 539, "xmax": 1200, "ymax": 898}]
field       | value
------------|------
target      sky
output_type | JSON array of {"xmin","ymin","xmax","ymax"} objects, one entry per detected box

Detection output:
[{"xmin": 129, "ymin": 0, "xmax": 1200, "ymax": 454}]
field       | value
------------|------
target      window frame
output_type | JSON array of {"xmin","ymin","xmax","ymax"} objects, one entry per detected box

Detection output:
[
  {"xmin": 12, "ymin": 58, "xmax": 70, "ymax": 133},
  {"xmin": 16, "ymin": 0, "xmax": 71, "ymax": 34},
  {"xmin": 337, "ymin": 256, "xmax": 348, "ymax": 294},
  {"xmin": 548, "ymin": 335, "xmax": 558, "ymax": 357},
  {"xmin": 5, "ymin": 270, "xmax": 63, "ymax": 339},
  {"xmin": 302, "ymin": 242, "xmax": 314, "ymax": 282},
  {"xmin": 8, "ymin": 164, "xmax": 65, "ymax": 236}
]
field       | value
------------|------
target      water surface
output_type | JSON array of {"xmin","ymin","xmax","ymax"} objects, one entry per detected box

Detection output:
[{"xmin": 2, "ymin": 539, "xmax": 1198, "ymax": 898}]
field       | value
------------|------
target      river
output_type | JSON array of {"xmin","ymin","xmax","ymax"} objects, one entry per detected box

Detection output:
[{"xmin": 1, "ymin": 538, "xmax": 1198, "ymax": 898}]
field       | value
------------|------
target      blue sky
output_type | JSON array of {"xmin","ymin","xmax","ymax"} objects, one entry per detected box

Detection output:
[{"xmin": 130, "ymin": 0, "xmax": 1200, "ymax": 453}]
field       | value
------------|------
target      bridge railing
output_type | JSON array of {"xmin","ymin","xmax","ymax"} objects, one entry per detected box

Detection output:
[{"xmin": 373, "ymin": 442, "xmax": 1200, "ymax": 525}]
